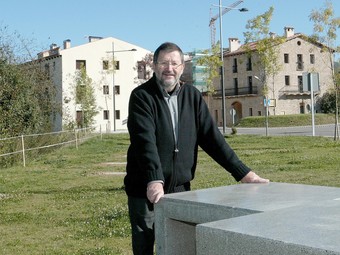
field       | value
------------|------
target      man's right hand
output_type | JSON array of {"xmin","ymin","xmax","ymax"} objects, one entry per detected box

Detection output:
[{"xmin": 147, "ymin": 182, "xmax": 164, "ymax": 204}]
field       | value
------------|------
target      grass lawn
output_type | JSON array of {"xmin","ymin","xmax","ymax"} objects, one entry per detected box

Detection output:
[{"xmin": 1, "ymin": 133, "xmax": 340, "ymax": 254}]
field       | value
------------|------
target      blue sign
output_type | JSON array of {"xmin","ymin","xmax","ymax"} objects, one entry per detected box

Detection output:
[{"xmin": 264, "ymin": 98, "xmax": 270, "ymax": 107}]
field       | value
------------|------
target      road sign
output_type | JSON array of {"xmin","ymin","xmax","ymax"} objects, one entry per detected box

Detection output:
[
  {"xmin": 264, "ymin": 98, "xmax": 271, "ymax": 107},
  {"xmin": 303, "ymin": 72, "xmax": 319, "ymax": 92}
]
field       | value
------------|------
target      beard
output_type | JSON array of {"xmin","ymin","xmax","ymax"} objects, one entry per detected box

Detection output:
[{"xmin": 155, "ymin": 72, "xmax": 181, "ymax": 92}]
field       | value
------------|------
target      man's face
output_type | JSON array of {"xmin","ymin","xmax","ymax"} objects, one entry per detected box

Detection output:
[{"xmin": 153, "ymin": 50, "xmax": 185, "ymax": 92}]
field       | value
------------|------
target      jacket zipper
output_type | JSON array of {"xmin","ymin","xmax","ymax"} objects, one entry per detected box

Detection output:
[{"xmin": 164, "ymin": 96, "xmax": 179, "ymax": 194}]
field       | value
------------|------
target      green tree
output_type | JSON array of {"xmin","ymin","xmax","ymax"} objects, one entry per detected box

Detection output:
[
  {"xmin": 309, "ymin": 0, "xmax": 340, "ymax": 140},
  {"xmin": 195, "ymin": 43, "xmax": 222, "ymax": 95},
  {"xmin": 243, "ymin": 6, "xmax": 284, "ymax": 106},
  {"xmin": 0, "ymin": 27, "xmax": 58, "ymax": 137},
  {"xmin": 0, "ymin": 25, "xmax": 59, "ymax": 166},
  {"xmin": 74, "ymin": 67, "xmax": 98, "ymax": 128},
  {"xmin": 318, "ymin": 90, "xmax": 336, "ymax": 113}
]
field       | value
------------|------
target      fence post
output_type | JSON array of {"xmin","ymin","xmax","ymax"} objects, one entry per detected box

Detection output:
[
  {"xmin": 100, "ymin": 125, "xmax": 103, "ymax": 140},
  {"xmin": 21, "ymin": 135, "xmax": 26, "ymax": 167},
  {"xmin": 75, "ymin": 129, "xmax": 78, "ymax": 149}
]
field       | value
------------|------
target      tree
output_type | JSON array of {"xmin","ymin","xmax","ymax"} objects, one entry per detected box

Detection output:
[
  {"xmin": 0, "ymin": 25, "xmax": 60, "ymax": 166},
  {"xmin": 318, "ymin": 90, "xmax": 337, "ymax": 113},
  {"xmin": 73, "ymin": 67, "xmax": 98, "ymax": 129},
  {"xmin": 195, "ymin": 43, "xmax": 222, "ymax": 95},
  {"xmin": 309, "ymin": 0, "xmax": 340, "ymax": 140},
  {"xmin": 243, "ymin": 7, "xmax": 284, "ymax": 135},
  {"xmin": 0, "ymin": 26, "xmax": 59, "ymax": 137},
  {"xmin": 243, "ymin": 6, "xmax": 284, "ymax": 106},
  {"xmin": 135, "ymin": 53, "xmax": 153, "ymax": 82}
]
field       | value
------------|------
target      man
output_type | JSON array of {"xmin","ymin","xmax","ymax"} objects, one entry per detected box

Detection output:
[{"xmin": 124, "ymin": 42, "xmax": 269, "ymax": 255}]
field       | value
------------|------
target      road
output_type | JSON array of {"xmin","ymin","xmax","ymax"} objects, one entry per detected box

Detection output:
[{"xmin": 224, "ymin": 124, "xmax": 340, "ymax": 138}]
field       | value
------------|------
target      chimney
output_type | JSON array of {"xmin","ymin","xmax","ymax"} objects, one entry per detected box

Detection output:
[
  {"xmin": 269, "ymin": 32, "xmax": 277, "ymax": 39},
  {"xmin": 88, "ymin": 36, "xmax": 103, "ymax": 42},
  {"xmin": 284, "ymin": 27, "xmax": 295, "ymax": 38},
  {"xmin": 50, "ymin": 43, "xmax": 58, "ymax": 50},
  {"xmin": 63, "ymin": 39, "xmax": 71, "ymax": 49},
  {"xmin": 229, "ymin": 38, "xmax": 241, "ymax": 52}
]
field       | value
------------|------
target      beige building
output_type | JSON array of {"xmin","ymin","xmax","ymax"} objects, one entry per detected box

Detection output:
[
  {"xmin": 209, "ymin": 27, "xmax": 334, "ymax": 127},
  {"xmin": 37, "ymin": 36, "xmax": 151, "ymax": 132}
]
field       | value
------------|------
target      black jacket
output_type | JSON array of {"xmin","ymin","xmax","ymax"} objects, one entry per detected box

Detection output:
[{"xmin": 124, "ymin": 76, "xmax": 250, "ymax": 198}]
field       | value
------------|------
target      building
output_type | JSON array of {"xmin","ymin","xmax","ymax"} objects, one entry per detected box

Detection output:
[
  {"xmin": 37, "ymin": 36, "xmax": 151, "ymax": 132},
  {"xmin": 208, "ymin": 27, "xmax": 334, "ymax": 127}
]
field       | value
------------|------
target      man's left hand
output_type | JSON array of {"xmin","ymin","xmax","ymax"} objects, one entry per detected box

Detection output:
[{"xmin": 240, "ymin": 171, "xmax": 269, "ymax": 183}]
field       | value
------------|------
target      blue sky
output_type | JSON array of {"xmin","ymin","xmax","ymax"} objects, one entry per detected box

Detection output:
[{"xmin": 1, "ymin": 0, "xmax": 339, "ymax": 54}]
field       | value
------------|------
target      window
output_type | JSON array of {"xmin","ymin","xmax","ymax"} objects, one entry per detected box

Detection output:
[
  {"xmin": 285, "ymin": 75, "xmax": 290, "ymax": 85},
  {"xmin": 44, "ymin": 63, "xmax": 50, "ymax": 79},
  {"xmin": 76, "ymin": 111, "xmax": 83, "ymax": 128},
  {"xmin": 284, "ymin": 54, "xmax": 289, "ymax": 63},
  {"xmin": 300, "ymin": 103, "xmax": 305, "ymax": 114},
  {"xmin": 234, "ymin": 78, "xmax": 238, "ymax": 95},
  {"xmin": 114, "ymin": 86, "xmax": 120, "ymax": 95},
  {"xmin": 248, "ymin": 76, "xmax": 253, "ymax": 94},
  {"xmin": 310, "ymin": 54, "xmax": 315, "ymax": 64},
  {"xmin": 138, "ymin": 61, "xmax": 147, "ymax": 79},
  {"xmin": 249, "ymin": 108, "xmax": 253, "ymax": 116},
  {"xmin": 103, "ymin": 110, "xmax": 110, "ymax": 120},
  {"xmin": 258, "ymin": 111, "xmax": 262, "ymax": 116},
  {"xmin": 246, "ymin": 57, "xmax": 252, "ymax": 71},
  {"xmin": 115, "ymin": 110, "xmax": 120, "ymax": 120},
  {"xmin": 232, "ymin": 58, "xmax": 238, "ymax": 73},
  {"xmin": 103, "ymin": 85, "xmax": 109, "ymax": 95},
  {"xmin": 214, "ymin": 110, "xmax": 218, "ymax": 125},
  {"xmin": 103, "ymin": 60, "xmax": 109, "ymax": 70},
  {"xmin": 114, "ymin": 61, "xmax": 120, "ymax": 70},
  {"xmin": 298, "ymin": 75, "xmax": 303, "ymax": 92},
  {"xmin": 76, "ymin": 60, "xmax": 86, "ymax": 70},
  {"xmin": 297, "ymin": 54, "xmax": 303, "ymax": 70}
]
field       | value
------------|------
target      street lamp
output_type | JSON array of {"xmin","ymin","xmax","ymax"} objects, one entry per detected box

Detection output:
[
  {"xmin": 107, "ymin": 42, "xmax": 137, "ymax": 132},
  {"xmin": 217, "ymin": 0, "xmax": 248, "ymax": 134}
]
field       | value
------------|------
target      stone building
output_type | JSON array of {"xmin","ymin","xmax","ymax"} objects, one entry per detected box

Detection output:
[{"xmin": 208, "ymin": 27, "xmax": 334, "ymax": 127}]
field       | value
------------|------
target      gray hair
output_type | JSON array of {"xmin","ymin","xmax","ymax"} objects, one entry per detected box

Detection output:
[{"xmin": 153, "ymin": 42, "xmax": 184, "ymax": 64}]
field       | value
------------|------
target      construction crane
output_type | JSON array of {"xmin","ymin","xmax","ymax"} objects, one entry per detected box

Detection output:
[{"xmin": 209, "ymin": 0, "xmax": 244, "ymax": 47}]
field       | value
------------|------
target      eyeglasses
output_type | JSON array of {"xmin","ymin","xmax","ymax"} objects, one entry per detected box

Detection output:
[{"xmin": 156, "ymin": 61, "xmax": 183, "ymax": 69}]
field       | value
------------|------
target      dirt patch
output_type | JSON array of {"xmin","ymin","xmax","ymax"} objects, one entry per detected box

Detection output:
[
  {"xmin": 0, "ymin": 193, "xmax": 10, "ymax": 200},
  {"xmin": 99, "ymin": 162, "xmax": 126, "ymax": 166},
  {"xmin": 96, "ymin": 171, "xmax": 126, "ymax": 176}
]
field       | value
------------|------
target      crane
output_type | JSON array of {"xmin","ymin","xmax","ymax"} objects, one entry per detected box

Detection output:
[{"xmin": 209, "ymin": 0, "xmax": 244, "ymax": 47}]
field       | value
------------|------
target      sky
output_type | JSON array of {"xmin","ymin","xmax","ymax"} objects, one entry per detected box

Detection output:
[{"xmin": 1, "ymin": 0, "xmax": 339, "ymax": 55}]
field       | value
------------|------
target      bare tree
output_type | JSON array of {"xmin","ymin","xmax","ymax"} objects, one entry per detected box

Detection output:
[{"xmin": 309, "ymin": 0, "xmax": 340, "ymax": 140}]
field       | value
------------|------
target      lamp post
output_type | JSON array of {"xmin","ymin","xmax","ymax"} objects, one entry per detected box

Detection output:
[
  {"xmin": 107, "ymin": 42, "xmax": 136, "ymax": 132},
  {"xmin": 216, "ymin": 0, "xmax": 248, "ymax": 134}
]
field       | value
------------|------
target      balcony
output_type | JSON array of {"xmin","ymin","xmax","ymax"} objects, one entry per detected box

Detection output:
[
  {"xmin": 214, "ymin": 86, "xmax": 258, "ymax": 97},
  {"xmin": 296, "ymin": 61, "xmax": 304, "ymax": 71},
  {"xmin": 279, "ymin": 85, "xmax": 319, "ymax": 96}
]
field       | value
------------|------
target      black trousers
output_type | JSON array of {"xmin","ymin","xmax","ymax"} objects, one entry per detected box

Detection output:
[
  {"xmin": 128, "ymin": 196, "xmax": 155, "ymax": 255},
  {"xmin": 127, "ymin": 183, "xmax": 190, "ymax": 255}
]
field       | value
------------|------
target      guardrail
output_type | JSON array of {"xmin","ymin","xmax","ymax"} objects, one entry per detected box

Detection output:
[{"xmin": 0, "ymin": 126, "xmax": 103, "ymax": 167}]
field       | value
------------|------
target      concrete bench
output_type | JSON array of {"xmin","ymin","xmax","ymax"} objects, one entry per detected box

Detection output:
[{"xmin": 155, "ymin": 183, "xmax": 340, "ymax": 255}]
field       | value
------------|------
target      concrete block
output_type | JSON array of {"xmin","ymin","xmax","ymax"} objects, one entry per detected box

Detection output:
[
  {"xmin": 197, "ymin": 201, "xmax": 340, "ymax": 254},
  {"xmin": 155, "ymin": 183, "xmax": 340, "ymax": 255}
]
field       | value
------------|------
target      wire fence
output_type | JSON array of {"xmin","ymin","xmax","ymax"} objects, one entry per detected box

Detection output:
[{"xmin": 0, "ymin": 126, "xmax": 104, "ymax": 167}]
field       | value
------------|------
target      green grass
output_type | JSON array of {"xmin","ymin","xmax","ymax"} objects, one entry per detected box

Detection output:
[
  {"xmin": 1, "ymin": 133, "xmax": 340, "ymax": 254},
  {"xmin": 237, "ymin": 113, "xmax": 335, "ymax": 127}
]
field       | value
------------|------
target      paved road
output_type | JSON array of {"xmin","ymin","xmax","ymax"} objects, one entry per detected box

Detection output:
[{"xmin": 224, "ymin": 124, "xmax": 340, "ymax": 138}]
